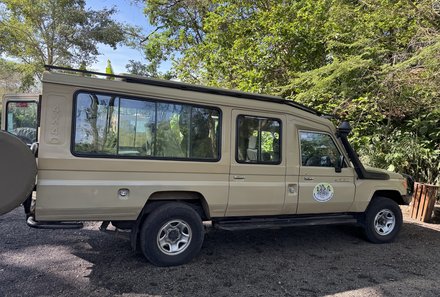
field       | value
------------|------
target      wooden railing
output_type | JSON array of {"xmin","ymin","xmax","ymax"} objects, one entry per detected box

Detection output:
[{"xmin": 409, "ymin": 182, "xmax": 440, "ymax": 222}]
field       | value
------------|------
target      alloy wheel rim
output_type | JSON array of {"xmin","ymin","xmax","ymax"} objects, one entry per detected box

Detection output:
[
  {"xmin": 373, "ymin": 209, "xmax": 395, "ymax": 236},
  {"xmin": 157, "ymin": 219, "xmax": 192, "ymax": 255}
]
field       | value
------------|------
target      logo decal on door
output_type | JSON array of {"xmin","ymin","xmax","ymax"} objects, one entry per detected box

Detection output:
[{"xmin": 313, "ymin": 183, "xmax": 334, "ymax": 202}]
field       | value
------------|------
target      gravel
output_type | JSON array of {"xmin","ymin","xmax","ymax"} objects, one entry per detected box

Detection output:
[{"xmin": 1, "ymin": 206, "xmax": 439, "ymax": 297}]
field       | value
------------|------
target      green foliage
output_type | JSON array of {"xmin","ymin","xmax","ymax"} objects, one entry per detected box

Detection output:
[
  {"xmin": 140, "ymin": 0, "xmax": 440, "ymax": 184},
  {"xmin": 0, "ymin": 58, "xmax": 37, "ymax": 125},
  {"xmin": 105, "ymin": 59, "xmax": 115, "ymax": 80},
  {"xmin": 261, "ymin": 131, "xmax": 278, "ymax": 156},
  {"xmin": 78, "ymin": 61, "xmax": 92, "ymax": 77},
  {"xmin": 0, "ymin": 0, "xmax": 130, "ymax": 87},
  {"xmin": 0, "ymin": 58, "xmax": 35, "ymax": 91},
  {"xmin": 125, "ymin": 59, "xmax": 175, "ymax": 80},
  {"xmin": 141, "ymin": 0, "xmax": 332, "ymax": 91},
  {"xmin": 8, "ymin": 103, "xmax": 37, "ymax": 130}
]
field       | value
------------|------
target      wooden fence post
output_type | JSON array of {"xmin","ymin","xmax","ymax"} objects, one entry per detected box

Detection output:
[{"xmin": 409, "ymin": 182, "xmax": 439, "ymax": 222}]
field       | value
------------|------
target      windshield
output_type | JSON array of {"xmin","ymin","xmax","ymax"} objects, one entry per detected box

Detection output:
[{"xmin": 6, "ymin": 101, "xmax": 38, "ymax": 144}]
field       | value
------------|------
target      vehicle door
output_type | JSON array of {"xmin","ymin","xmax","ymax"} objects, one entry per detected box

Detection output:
[
  {"xmin": 2, "ymin": 95, "xmax": 39, "ymax": 145},
  {"xmin": 297, "ymin": 130, "xmax": 355, "ymax": 214},
  {"xmin": 226, "ymin": 110, "xmax": 286, "ymax": 216}
]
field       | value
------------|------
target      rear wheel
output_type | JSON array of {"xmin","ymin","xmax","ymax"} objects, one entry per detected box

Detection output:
[
  {"xmin": 139, "ymin": 202, "xmax": 204, "ymax": 266},
  {"xmin": 362, "ymin": 197, "xmax": 402, "ymax": 243}
]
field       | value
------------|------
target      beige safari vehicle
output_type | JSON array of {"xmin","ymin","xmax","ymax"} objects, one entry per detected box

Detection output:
[{"xmin": 0, "ymin": 66, "xmax": 411, "ymax": 266}]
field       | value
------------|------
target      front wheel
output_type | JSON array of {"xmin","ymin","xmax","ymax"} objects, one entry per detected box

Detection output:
[
  {"xmin": 139, "ymin": 202, "xmax": 204, "ymax": 266},
  {"xmin": 362, "ymin": 197, "xmax": 403, "ymax": 243}
]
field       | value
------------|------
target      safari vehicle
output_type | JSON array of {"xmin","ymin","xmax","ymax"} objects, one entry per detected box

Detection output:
[{"xmin": 0, "ymin": 66, "xmax": 411, "ymax": 267}]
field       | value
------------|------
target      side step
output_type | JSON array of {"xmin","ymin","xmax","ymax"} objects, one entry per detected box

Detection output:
[
  {"xmin": 26, "ymin": 216, "xmax": 83, "ymax": 229},
  {"xmin": 213, "ymin": 214, "xmax": 358, "ymax": 231}
]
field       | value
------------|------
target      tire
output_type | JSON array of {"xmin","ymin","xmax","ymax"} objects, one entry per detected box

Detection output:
[
  {"xmin": 139, "ymin": 202, "xmax": 204, "ymax": 267},
  {"xmin": 362, "ymin": 197, "xmax": 403, "ymax": 243}
]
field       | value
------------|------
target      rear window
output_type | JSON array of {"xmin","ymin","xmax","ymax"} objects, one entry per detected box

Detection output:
[
  {"xmin": 236, "ymin": 115, "xmax": 281, "ymax": 164},
  {"xmin": 6, "ymin": 101, "xmax": 38, "ymax": 144}
]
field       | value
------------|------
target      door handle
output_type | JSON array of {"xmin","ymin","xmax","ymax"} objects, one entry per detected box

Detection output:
[
  {"xmin": 304, "ymin": 177, "xmax": 314, "ymax": 181},
  {"xmin": 233, "ymin": 175, "xmax": 246, "ymax": 180}
]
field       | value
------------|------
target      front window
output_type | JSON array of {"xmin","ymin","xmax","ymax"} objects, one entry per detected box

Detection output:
[{"xmin": 300, "ymin": 131, "xmax": 341, "ymax": 167}]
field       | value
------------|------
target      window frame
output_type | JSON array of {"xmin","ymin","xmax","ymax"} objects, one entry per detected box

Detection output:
[
  {"xmin": 235, "ymin": 114, "xmax": 282, "ymax": 165},
  {"xmin": 298, "ymin": 130, "xmax": 347, "ymax": 168},
  {"xmin": 71, "ymin": 90, "xmax": 222, "ymax": 162},
  {"xmin": 5, "ymin": 100, "xmax": 39, "ymax": 143}
]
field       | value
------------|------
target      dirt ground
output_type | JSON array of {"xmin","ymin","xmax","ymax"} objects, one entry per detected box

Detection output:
[{"xmin": 1, "ymin": 206, "xmax": 439, "ymax": 297}]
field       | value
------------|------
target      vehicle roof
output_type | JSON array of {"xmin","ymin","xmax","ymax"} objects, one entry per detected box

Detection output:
[{"xmin": 42, "ymin": 69, "xmax": 333, "ymax": 128}]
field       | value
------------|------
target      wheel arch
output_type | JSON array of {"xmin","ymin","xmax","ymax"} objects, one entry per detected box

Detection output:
[
  {"xmin": 130, "ymin": 190, "xmax": 210, "ymax": 252},
  {"xmin": 371, "ymin": 190, "xmax": 405, "ymax": 206},
  {"xmin": 147, "ymin": 191, "xmax": 210, "ymax": 220}
]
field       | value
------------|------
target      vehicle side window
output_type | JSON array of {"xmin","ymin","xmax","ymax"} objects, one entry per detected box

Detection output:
[
  {"xmin": 300, "ymin": 131, "xmax": 341, "ymax": 167},
  {"xmin": 73, "ymin": 92, "xmax": 220, "ymax": 161},
  {"xmin": 236, "ymin": 115, "xmax": 281, "ymax": 164},
  {"xmin": 6, "ymin": 101, "xmax": 38, "ymax": 144}
]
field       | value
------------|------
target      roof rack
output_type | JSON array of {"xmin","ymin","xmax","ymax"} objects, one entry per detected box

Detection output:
[{"xmin": 44, "ymin": 65, "xmax": 335, "ymax": 118}]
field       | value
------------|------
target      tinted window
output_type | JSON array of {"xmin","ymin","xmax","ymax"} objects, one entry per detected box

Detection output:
[
  {"xmin": 74, "ymin": 93, "xmax": 118, "ymax": 154},
  {"xmin": 119, "ymin": 98, "xmax": 155, "ymax": 156},
  {"xmin": 6, "ymin": 101, "xmax": 38, "ymax": 144},
  {"xmin": 300, "ymin": 132, "xmax": 341, "ymax": 167},
  {"xmin": 237, "ymin": 115, "xmax": 281, "ymax": 164},
  {"xmin": 73, "ymin": 92, "xmax": 220, "ymax": 161}
]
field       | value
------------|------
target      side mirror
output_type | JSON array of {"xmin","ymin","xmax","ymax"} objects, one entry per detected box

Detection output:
[{"xmin": 335, "ymin": 155, "xmax": 344, "ymax": 173}]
